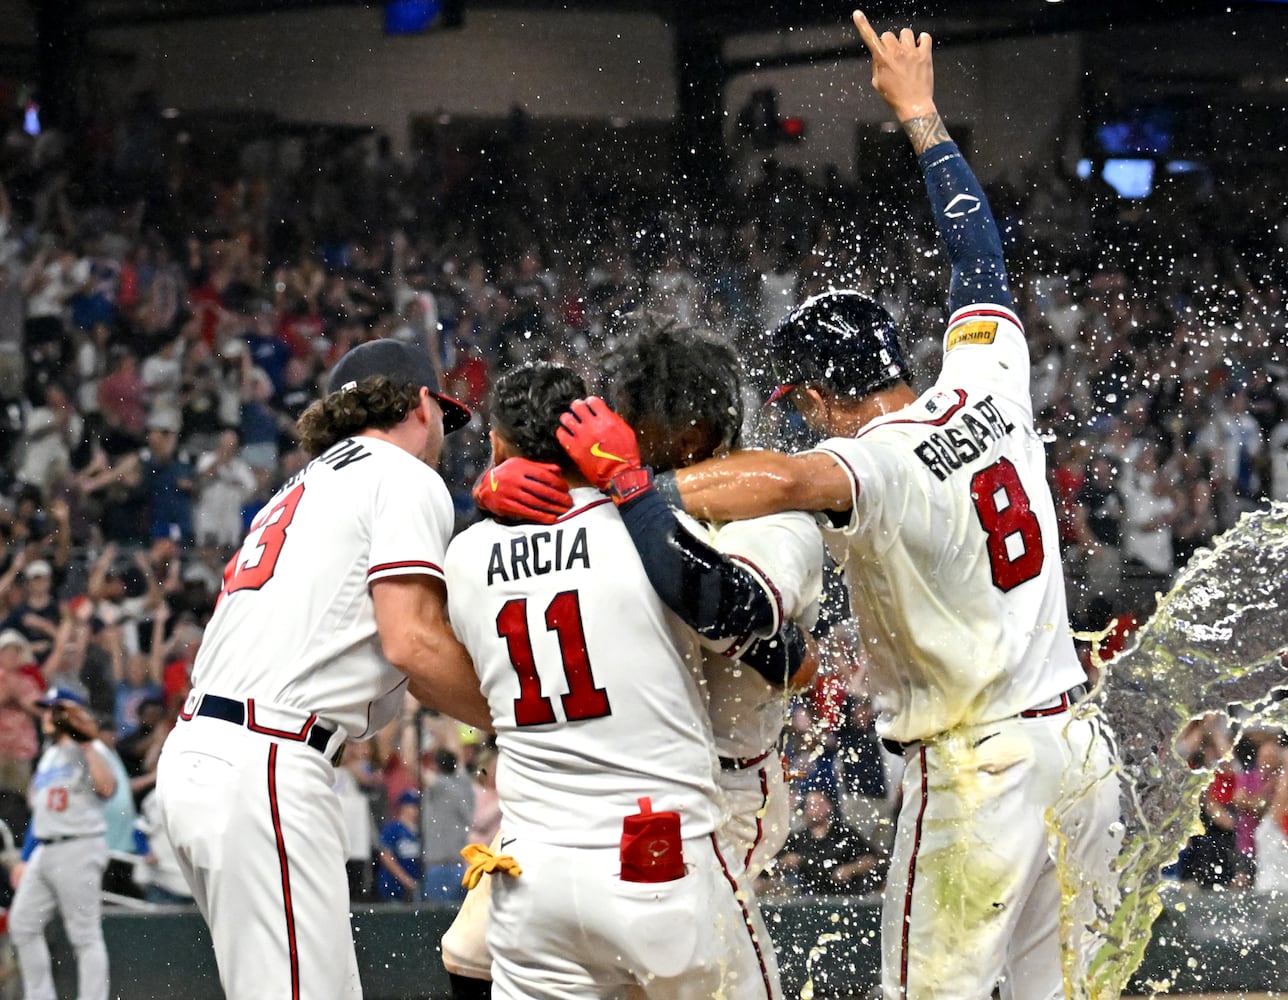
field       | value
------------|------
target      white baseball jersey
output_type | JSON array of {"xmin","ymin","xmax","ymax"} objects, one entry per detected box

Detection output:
[
  {"xmin": 190, "ymin": 435, "xmax": 455, "ymax": 737},
  {"xmin": 438, "ymin": 507, "xmax": 822, "ymax": 980},
  {"xmin": 445, "ymin": 487, "xmax": 724, "ymax": 850},
  {"xmin": 696, "ymin": 512, "xmax": 823, "ymax": 761},
  {"xmin": 814, "ymin": 303, "xmax": 1084, "ymax": 744}
]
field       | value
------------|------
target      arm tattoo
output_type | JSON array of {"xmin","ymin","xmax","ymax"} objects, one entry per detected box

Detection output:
[{"xmin": 901, "ymin": 112, "xmax": 952, "ymax": 155}]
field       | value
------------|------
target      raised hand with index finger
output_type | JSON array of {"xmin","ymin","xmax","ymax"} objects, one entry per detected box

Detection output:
[
  {"xmin": 851, "ymin": 10, "xmax": 936, "ymax": 122},
  {"xmin": 851, "ymin": 10, "xmax": 949, "ymax": 155}
]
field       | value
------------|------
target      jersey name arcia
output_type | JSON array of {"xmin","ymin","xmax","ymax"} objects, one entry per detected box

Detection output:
[
  {"xmin": 486, "ymin": 527, "xmax": 590, "ymax": 585},
  {"xmin": 913, "ymin": 392, "xmax": 1016, "ymax": 482}
]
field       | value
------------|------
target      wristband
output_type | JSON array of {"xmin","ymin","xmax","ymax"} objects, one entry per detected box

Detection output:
[{"xmin": 606, "ymin": 467, "xmax": 655, "ymax": 505}]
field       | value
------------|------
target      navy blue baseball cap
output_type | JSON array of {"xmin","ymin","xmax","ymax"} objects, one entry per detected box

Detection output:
[
  {"xmin": 766, "ymin": 290, "xmax": 908, "ymax": 404},
  {"xmin": 36, "ymin": 686, "xmax": 87, "ymax": 708},
  {"xmin": 327, "ymin": 339, "xmax": 472, "ymax": 435}
]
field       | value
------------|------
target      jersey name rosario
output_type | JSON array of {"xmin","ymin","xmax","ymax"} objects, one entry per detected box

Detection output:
[{"xmin": 912, "ymin": 391, "xmax": 1016, "ymax": 482}]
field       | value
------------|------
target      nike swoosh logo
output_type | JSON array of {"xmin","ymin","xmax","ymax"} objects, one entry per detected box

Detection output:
[
  {"xmin": 500, "ymin": 837, "xmax": 516, "ymax": 850},
  {"xmin": 589, "ymin": 442, "xmax": 626, "ymax": 463},
  {"xmin": 489, "ymin": 470, "xmax": 499, "ymax": 492}
]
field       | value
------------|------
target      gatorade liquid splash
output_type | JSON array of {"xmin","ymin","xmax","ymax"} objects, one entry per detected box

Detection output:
[{"xmin": 1052, "ymin": 502, "xmax": 1288, "ymax": 999}]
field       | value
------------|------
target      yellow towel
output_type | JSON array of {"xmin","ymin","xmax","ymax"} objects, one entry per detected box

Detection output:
[{"xmin": 459, "ymin": 842, "xmax": 522, "ymax": 889}]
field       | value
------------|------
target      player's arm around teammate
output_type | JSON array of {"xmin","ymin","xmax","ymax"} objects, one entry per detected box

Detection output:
[{"xmin": 372, "ymin": 574, "xmax": 491, "ymax": 731}]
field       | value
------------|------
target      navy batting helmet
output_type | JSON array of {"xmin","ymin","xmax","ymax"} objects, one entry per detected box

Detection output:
[{"xmin": 766, "ymin": 290, "xmax": 908, "ymax": 403}]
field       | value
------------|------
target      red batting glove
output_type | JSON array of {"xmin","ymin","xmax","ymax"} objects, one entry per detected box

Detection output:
[
  {"xmin": 472, "ymin": 458, "xmax": 573, "ymax": 525},
  {"xmin": 557, "ymin": 397, "xmax": 644, "ymax": 492}
]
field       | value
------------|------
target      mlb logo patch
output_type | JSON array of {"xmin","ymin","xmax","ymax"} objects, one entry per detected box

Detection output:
[
  {"xmin": 946, "ymin": 320, "xmax": 998, "ymax": 350},
  {"xmin": 925, "ymin": 391, "xmax": 954, "ymax": 415}
]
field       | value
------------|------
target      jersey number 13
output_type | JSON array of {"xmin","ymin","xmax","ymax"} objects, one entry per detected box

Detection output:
[{"xmin": 496, "ymin": 591, "xmax": 613, "ymax": 726}]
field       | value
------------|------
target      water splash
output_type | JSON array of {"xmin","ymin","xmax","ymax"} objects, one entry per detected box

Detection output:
[{"xmin": 1053, "ymin": 501, "xmax": 1288, "ymax": 998}]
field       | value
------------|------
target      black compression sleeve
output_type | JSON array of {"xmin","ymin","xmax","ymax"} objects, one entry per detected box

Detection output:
[
  {"xmin": 616, "ymin": 487, "xmax": 778, "ymax": 642},
  {"xmin": 918, "ymin": 140, "xmax": 1013, "ymax": 312},
  {"xmin": 736, "ymin": 620, "xmax": 809, "ymax": 689}
]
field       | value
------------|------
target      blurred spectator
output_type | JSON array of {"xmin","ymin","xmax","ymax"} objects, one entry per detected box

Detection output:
[
  {"xmin": 2, "ymin": 559, "xmax": 60, "ymax": 661},
  {"xmin": 238, "ymin": 360, "xmax": 279, "ymax": 482},
  {"xmin": 95, "ymin": 725, "xmax": 141, "ymax": 898},
  {"xmin": 116, "ymin": 694, "xmax": 168, "ymax": 809},
  {"xmin": 0, "ymin": 630, "xmax": 42, "ymax": 796},
  {"xmin": 140, "ymin": 338, "xmax": 184, "ymax": 417},
  {"xmin": 1118, "ymin": 442, "xmax": 1177, "ymax": 611},
  {"xmin": 1256, "ymin": 747, "xmax": 1288, "ymax": 896},
  {"xmin": 336, "ymin": 743, "xmax": 379, "ymax": 903},
  {"xmin": 1199, "ymin": 385, "xmax": 1265, "ymax": 524},
  {"xmin": 835, "ymin": 696, "xmax": 896, "ymax": 850},
  {"xmin": 132, "ymin": 411, "xmax": 196, "ymax": 544},
  {"xmin": 778, "ymin": 790, "xmax": 884, "ymax": 897},
  {"xmin": 132, "ymin": 790, "xmax": 193, "ymax": 905},
  {"xmin": 15, "ymin": 385, "xmax": 83, "ymax": 499},
  {"xmin": 1069, "ymin": 455, "xmax": 1123, "ymax": 615},
  {"xmin": 1176, "ymin": 714, "xmax": 1237, "ymax": 887},
  {"xmin": 377, "ymin": 790, "xmax": 423, "ymax": 903},
  {"xmin": 420, "ymin": 748, "xmax": 474, "ymax": 904},
  {"xmin": 465, "ymin": 745, "xmax": 501, "ymax": 847},
  {"xmin": 1169, "ymin": 451, "xmax": 1218, "ymax": 569},
  {"xmin": 193, "ymin": 429, "xmax": 256, "ymax": 548},
  {"xmin": 96, "ymin": 347, "xmax": 147, "ymax": 444},
  {"xmin": 1233, "ymin": 734, "xmax": 1283, "ymax": 887}
]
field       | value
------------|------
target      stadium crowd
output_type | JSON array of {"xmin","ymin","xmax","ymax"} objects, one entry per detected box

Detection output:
[{"xmin": 0, "ymin": 98, "xmax": 1284, "ymax": 906}]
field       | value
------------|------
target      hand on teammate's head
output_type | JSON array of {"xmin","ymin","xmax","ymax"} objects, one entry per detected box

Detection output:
[
  {"xmin": 556, "ymin": 397, "xmax": 642, "ymax": 490},
  {"xmin": 473, "ymin": 459, "xmax": 572, "ymax": 525}
]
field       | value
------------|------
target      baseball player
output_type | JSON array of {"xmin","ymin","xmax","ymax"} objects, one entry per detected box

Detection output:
[
  {"xmin": 558, "ymin": 15, "xmax": 1123, "ymax": 1000},
  {"xmin": 155, "ymin": 339, "xmax": 492, "ymax": 1000},
  {"xmin": 445, "ymin": 362, "xmax": 803, "ymax": 999},
  {"xmin": 8, "ymin": 687, "xmax": 115, "ymax": 1000},
  {"xmin": 570, "ymin": 323, "xmax": 824, "ymax": 879},
  {"xmin": 445, "ymin": 327, "xmax": 824, "ymax": 997}
]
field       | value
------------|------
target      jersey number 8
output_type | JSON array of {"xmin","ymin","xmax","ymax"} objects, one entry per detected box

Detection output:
[{"xmin": 970, "ymin": 457, "xmax": 1044, "ymax": 592}]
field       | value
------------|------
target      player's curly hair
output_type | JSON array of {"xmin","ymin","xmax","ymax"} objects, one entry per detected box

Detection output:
[
  {"xmin": 605, "ymin": 315, "xmax": 744, "ymax": 473},
  {"xmin": 296, "ymin": 376, "xmax": 422, "ymax": 457},
  {"xmin": 491, "ymin": 363, "xmax": 588, "ymax": 469}
]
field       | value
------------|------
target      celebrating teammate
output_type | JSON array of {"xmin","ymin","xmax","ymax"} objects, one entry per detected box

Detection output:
[
  {"xmin": 446, "ymin": 326, "xmax": 825, "ymax": 997},
  {"xmin": 9, "ymin": 688, "xmax": 115, "ymax": 1000},
  {"xmin": 550, "ymin": 14, "xmax": 1123, "ymax": 999},
  {"xmin": 444, "ymin": 361, "xmax": 787, "ymax": 999},
  {"xmin": 569, "ymin": 323, "xmax": 824, "ymax": 877},
  {"xmin": 154, "ymin": 339, "xmax": 492, "ymax": 1000}
]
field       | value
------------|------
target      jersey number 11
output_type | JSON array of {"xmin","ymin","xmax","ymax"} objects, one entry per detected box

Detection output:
[{"xmin": 496, "ymin": 590, "xmax": 613, "ymax": 727}]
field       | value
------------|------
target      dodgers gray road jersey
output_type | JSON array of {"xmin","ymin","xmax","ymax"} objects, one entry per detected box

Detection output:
[{"xmin": 30, "ymin": 740, "xmax": 108, "ymax": 839}]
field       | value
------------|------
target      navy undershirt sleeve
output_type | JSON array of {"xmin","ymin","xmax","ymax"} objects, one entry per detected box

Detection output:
[
  {"xmin": 616, "ymin": 487, "xmax": 777, "ymax": 644},
  {"xmin": 918, "ymin": 140, "xmax": 1013, "ymax": 313},
  {"xmin": 739, "ymin": 621, "xmax": 810, "ymax": 688}
]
